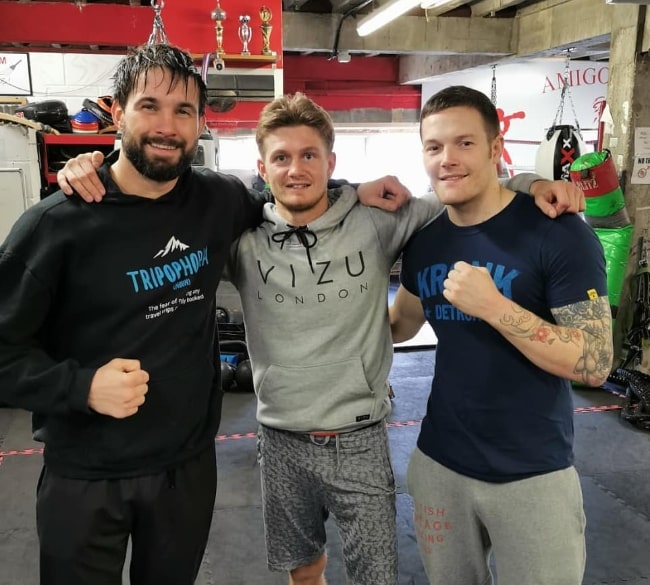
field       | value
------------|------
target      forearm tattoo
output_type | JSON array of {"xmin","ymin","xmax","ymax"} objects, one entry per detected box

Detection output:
[{"xmin": 499, "ymin": 297, "xmax": 612, "ymax": 385}]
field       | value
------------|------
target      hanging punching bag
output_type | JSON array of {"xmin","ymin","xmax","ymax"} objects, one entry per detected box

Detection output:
[
  {"xmin": 536, "ymin": 52, "xmax": 589, "ymax": 182},
  {"xmin": 569, "ymin": 150, "xmax": 629, "ymax": 227},
  {"xmin": 569, "ymin": 150, "xmax": 633, "ymax": 326},
  {"xmin": 535, "ymin": 124, "xmax": 588, "ymax": 181},
  {"xmin": 593, "ymin": 224, "xmax": 634, "ymax": 325}
]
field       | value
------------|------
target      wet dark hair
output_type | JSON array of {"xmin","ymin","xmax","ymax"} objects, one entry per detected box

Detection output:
[
  {"xmin": 112, "ymin": 44, "xmax": 207, "ymax": 115},
  {"xmin": 256, "ymin": 92, "xmax": 335, "ymax": 155},
  {"xmin": 420, "ymin": 85, "xmax": 500, "ymax": 140}
]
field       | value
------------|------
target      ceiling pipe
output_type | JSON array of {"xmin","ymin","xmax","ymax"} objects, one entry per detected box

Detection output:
[{"xmin": 329, "ymin": 0, "xmax": 374, "ymax": 62}]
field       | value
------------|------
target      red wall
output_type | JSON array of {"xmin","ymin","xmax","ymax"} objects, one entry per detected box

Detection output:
[
  {"xmin": 209, "ymin": 54, "xmax": 421, "ymax": 130},
  {"xmin": 0, "ymin": 0, "xmax": 283, "ymax": 58},
  {"xmin": 0, "ymin": 0, "xmax": 283, "ymax": 130},
  {"xmin": 283, "ymin": 54, "xmax": 421, "ymax": 112},
  {"xmin": 162, "ymin": 0, "xmax": 283, "ymax": 60}
]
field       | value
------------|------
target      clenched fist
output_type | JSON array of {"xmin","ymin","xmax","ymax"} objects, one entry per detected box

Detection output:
[
  {"xmin": 88, "ymin": 358, "xmax": 150, "ymax": 419},
  {"xmin": 442, "ymin": 261, "xmax": 503, "ymax": 320}
]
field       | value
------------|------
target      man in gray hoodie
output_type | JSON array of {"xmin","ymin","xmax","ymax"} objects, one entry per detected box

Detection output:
[
  {"xmin": 57, "ymin": 93, "xmax": 583, "ymax": 585},
  {"xmin": 223, "ymin": 94, "xmax": 582, "ymax": 585}
]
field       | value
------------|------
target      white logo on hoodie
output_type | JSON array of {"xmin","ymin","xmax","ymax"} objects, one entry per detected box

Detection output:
[{"xmin": 154, "ymin": 236, "xmax": 190, "ymax": 258}]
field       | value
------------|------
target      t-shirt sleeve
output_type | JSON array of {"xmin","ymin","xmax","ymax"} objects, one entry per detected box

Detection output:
[
  {"xmin": 399, "ymin": 237, "xmax": 420, "ymax": 297},
  {"xmin": 543, "ymin": 216, "xmax": 608, "ymax": 308}
]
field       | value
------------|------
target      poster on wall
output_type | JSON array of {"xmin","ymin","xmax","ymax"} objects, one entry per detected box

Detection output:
[
  {"xmin": 0, "ymin": 53, "xmax": 32, "ymax": 96},
  {"xmin": 632, "ymin": 127, "xmax": 650, "ymax": 185}
]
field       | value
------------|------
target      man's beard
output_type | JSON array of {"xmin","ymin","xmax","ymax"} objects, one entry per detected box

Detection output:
[{"xmin": 122, "ymin": 132, "xmax": 197, "ymax": 182}]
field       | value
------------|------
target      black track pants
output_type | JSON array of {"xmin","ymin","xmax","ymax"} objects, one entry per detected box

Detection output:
[{"xmin": 36, "ymin": 445, "xmax": 217, "ymax": 585}]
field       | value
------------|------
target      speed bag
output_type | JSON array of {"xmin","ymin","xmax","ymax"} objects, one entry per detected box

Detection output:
[{"xmin": 535, "ymin": 125, "xmax": 588, "ymax": 181}]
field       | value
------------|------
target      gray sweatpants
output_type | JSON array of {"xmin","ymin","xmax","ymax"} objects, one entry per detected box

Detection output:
[
  {"xmin": 407, "ymin": 447, "xmax": 586, "ymax": 585},
  {"xmin": 257, "ymin": 422, "xmax": 397, "ymax": 585}
]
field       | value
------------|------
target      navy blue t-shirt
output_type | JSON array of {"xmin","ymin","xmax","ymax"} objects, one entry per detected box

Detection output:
[{"xmin": 400, "ymin": 192, "xmax": 607, "ymax": 482}]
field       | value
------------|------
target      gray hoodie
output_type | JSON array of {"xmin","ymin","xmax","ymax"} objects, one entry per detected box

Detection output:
[{"xmin": 228, "ymin": 175, "xmax": 539, "ymax": 432}]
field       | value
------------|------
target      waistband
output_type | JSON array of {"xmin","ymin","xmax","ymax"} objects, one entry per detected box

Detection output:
[{"xmin": 261, "ymin": 420, "xmax": 383, "ymax": 445}]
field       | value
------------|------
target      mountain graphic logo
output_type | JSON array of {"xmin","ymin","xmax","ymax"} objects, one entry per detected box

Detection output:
[{"xmin": 154, "ymin": 236, "xmax": 190, "ymax": 258}]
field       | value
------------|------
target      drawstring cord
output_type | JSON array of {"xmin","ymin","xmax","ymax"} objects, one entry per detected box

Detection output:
[
  {"xmin": 335, "ymin": 435, "xmax": 340, "ymax": 471},
  {"xmin": 271, "ymin": 225, "xmax": 318, "ymax": 273},
  {"xmin": 308, "ymin": 434, "xmax": 342, "ymax": 471}
]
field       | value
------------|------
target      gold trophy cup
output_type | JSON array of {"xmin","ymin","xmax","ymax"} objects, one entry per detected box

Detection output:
[
  {"xmin": 211, "ymin": 0, "xmax": 226, "ymax": 59},
  {"xmin": 259, "ymin": 6, "xmax": 273, "ymax": 56}
]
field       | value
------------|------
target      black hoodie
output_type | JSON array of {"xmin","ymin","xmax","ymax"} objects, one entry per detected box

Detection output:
[{"xmin": 0, "ymin": 162, "xmax": 264, "ymax": 479}]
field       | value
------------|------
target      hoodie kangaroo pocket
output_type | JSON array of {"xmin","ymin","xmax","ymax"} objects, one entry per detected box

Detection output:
[{"xmin": 257, "ymin": 356, "xmax": 376, "ymax": 431}]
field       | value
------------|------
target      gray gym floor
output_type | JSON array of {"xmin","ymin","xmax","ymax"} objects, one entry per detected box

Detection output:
[{"xmin": 1, "ymin": 348, "xmax": 650, "ymax": 584}]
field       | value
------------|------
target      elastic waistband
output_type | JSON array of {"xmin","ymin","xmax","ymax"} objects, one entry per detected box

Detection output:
[
  {"xmin": 261, "ymin": 420, "xmax": 382, "ymax": 443},
  {"xmin": 308, "ymin": 419, "xmax": 381, "ymax": 437}
]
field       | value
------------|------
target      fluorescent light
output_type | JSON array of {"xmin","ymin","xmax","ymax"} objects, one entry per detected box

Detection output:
[{"xmin": 356, "ymin": 0, "xmax": 422, "ymax": 37}]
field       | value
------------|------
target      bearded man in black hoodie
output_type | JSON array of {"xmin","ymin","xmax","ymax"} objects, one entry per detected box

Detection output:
[{"xmin": 0, "ymin": 44, "xmax": 270, "ymax": 585}]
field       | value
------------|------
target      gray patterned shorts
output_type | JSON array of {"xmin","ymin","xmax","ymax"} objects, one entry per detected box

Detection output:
[{"xmin": 257, "ymin": 421, "xmax": 397, "ymax": 585}]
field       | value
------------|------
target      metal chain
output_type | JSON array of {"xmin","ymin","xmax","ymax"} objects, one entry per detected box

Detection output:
[
  {"xmin": 564, "ymin": 51, "xmax": 583, "ymax": 136},
  {"xmin": 550, "ymin": 50, "xmax": 582, "ymax": 137},
  {"xmin": 550, "ymin": 54, "xmax": 568, "ymax": 129},
  {"xmin": 147, "ymin": 0, "xmax": 169, "ymax": 45},
  {"xmin": 490, "ymin": 65, "xmax": 497, "ymax": 106}
]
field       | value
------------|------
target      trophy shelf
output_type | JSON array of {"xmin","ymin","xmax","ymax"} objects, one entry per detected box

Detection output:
[{"xmin": 192, "ymin": 53, "xmax": 278, "ymax": 65}]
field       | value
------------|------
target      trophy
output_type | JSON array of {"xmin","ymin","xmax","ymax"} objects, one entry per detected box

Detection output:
[
  {"xmin": 238, "ymin": 15, "xmax": 252, "ymax": 56},
  {"xmin": 211, "ymin": 0, "xmax": 226, "ymax": 69},
  {"xmin": 259, "ymin": 6, "xmax": 273, "ymax": 56}
]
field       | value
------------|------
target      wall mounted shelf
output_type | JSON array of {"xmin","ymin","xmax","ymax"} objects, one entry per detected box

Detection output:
[{"xmin": 192, "ymin": 53, "xmax": 278, "ymax": 65}]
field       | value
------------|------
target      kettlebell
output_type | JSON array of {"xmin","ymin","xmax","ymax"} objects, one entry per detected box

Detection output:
[
  {"xmin": 234, "ymin": 359, "xmax": 254, "ymax": 392},
  {"xmin": 220, "ymin": 360, "xmax": 235, "ymax": 392},
  {"xmin": 216, "ymin": 306, "xmax": 231, "ymax": 324}
]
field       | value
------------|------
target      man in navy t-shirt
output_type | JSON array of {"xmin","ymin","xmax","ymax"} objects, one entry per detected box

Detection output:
[{"xmin": 389, "ymin": 85, "xmax": 614, "ymax": 585}]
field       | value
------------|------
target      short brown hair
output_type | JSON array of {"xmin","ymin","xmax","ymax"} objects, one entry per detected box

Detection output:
[
  {"xmin": 112, "ymin": 43, "xmax": 207, "ymax": 116},
  {"xmin": 420, "ymin": 85, "xmax": 499, "ymax": 141},
  {"xmin": 256, "ymin": 93, "xmax": 335, "ymax": 156}
]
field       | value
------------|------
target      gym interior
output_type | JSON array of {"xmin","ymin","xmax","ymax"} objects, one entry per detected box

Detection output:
[{"xmin": 2, "ymin": 1, "xmax": 650, "ymax": 584}]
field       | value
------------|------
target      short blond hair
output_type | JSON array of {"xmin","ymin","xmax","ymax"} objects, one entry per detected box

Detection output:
[{"xmin": 256, "ymin": 93, "xmax": 335, "ymax": 156}]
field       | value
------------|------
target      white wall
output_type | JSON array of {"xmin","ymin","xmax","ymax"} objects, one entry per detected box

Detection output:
[
  {"xmin": 26, "ymin": 52, "xmax": 120, "ymax": 117},
  {"xmin": 218, "ymin": 127, "xmax": 429, "ymax": 197},
  {"xmin": 335, "ymin": 130, "xmax": 428, "ymax": 196}
]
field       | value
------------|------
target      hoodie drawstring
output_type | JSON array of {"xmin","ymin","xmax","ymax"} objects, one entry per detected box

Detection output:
[{"xmin": 271, "ymin": 225, "xmax": 318, "ymax": 273}]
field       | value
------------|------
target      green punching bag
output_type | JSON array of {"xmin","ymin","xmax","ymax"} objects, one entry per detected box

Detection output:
[{"xmin": 570, "ymin": 150, "xmax": 633, "ymax": 325}]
